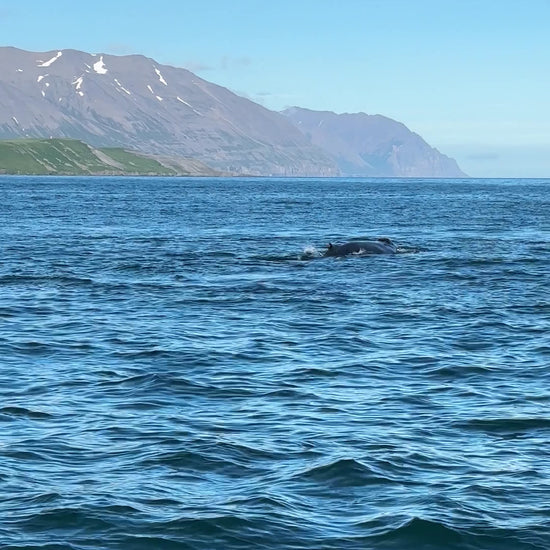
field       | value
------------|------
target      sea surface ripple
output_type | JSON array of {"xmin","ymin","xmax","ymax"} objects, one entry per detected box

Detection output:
[{"xmin": 1, "ymin": 176, "xmax": 549, "ymax": 549}]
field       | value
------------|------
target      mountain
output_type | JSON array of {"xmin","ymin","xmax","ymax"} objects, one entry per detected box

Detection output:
[
  {"xmin": 282, "ymin": 107, "xmax": 467, "ymax": 177},
  {"xmin": 0, "ymin": 46, "xmax": 466, "ymax": 178},
  {"xmin": 0, "ymin": 47, "xmax": 338, "ymax": 176},
  {"xmin": 0, "ymin": 138, "xmax": 219, "ymax": 176}
]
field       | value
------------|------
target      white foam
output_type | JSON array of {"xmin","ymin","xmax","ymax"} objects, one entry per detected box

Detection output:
[
  {"xmin": 93, "ymin": 56, "xmax": 108, "ymax": 74},
  {"xmin": 302, "ymin": 245, "xmax": 322, "ymax": 258},
  {"xmin": 154, "ymin": 67, "xmax": 168, "ymax": 86},
  {"xmin": 38, "ymin": 51, "xmax": 62, "ymax": 67}
]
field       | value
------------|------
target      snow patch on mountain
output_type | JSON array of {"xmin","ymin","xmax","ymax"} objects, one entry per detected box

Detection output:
[
  {"xmin": 93, "ymin": 56, "xmax": 108, "ymax": 74},
  {"xmin": 114, "ymin": 79, "xmax": 131, "ymax": 95},
  {"xmin": 38, "ymin": 51, "xmax": 62, "ymax": 67},
  {"xmin": 177, "ymin": 97, "xmax": 202, "ymax": 115},
  {"xmin": 154, "ymin": 68, "xmax": 167, "ymax": 86}
]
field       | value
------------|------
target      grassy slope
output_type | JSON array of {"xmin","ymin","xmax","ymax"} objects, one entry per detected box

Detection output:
[
  {"xmin": 0, "ymin": 139, "xmax": 185, "ymax": 175},
  {"xmin": 96, "ymin": 147, "xmax": 178, "ymax": 175}
]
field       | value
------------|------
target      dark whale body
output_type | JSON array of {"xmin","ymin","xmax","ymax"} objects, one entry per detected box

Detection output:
[{"xmin": 325, "ymin": 238, "xmax": 397, "ymax": 257}]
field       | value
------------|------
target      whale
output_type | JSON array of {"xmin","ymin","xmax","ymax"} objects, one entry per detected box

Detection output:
[{"xmin": 325, "ymin": 237, "xmax": 397, "ymax": 257}]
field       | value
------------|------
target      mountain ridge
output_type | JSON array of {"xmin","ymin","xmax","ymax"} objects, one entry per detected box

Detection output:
[
  {"xmin": 0, "ymin": 46, "xmax": 466, "ymax": 178},
  {"xmin": 282, "ymin": 107, "xmax": 467, "ymax": 178},
  {"xmin": 0, "ymin": 46, "xmax": 338, "ymax": 176}
]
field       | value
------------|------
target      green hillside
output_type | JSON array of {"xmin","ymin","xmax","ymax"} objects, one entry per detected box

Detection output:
[{"xmin": 0, "ymin": 139, "xmax": 214, "ymax": 176}]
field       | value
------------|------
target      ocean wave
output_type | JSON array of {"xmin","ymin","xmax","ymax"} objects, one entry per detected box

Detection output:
[
  {"xmin": 12, "ymin": 507, "xmax": 116, "ymax": 533},
  {"xmin": 294, "ymin": 457, "xmax": 395, "ymax": 487},
  {"xmin": 0, "ymin": 274, "xmax": 93, "ymax": 286},
  {"xmin": 0, "ymin": 406, "xmax": 53, "ymax": 420},
  {"xmin": 455, "ymin": 417, "xmax": 550, "ymax": 434},
  {"xmin": 366, "ymin": 516, "xmax": 550, "ymax": 550}
]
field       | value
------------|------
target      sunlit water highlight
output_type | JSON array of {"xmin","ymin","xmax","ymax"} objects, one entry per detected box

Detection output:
[{"xmin": 1, "ymin": 176, "xmax": 549, "ymax": 549}]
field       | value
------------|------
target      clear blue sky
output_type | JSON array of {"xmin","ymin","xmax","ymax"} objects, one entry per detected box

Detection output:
[{"xmin": 2, "ymin": 0, "xmax": 549, "ymax": 177}]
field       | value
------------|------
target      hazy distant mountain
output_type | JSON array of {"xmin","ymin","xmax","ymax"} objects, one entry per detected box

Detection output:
[
  {"xmin": 282, "ymin": 107, "xmax": 467, "ymax": 177},
  {"xmin": 0, "ymin": 47, "xmax": 338, "ymax": 176}
]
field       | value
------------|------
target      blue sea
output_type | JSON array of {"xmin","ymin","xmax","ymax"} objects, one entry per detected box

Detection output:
[{"xmin": 1, "ymin": 176, "xmax": 549, "ymax": 550}]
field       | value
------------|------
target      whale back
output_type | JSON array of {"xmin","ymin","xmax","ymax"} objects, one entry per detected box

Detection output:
[{"xmin": 325, "ymin": 238, "xmax": 396, "ymax": 257}]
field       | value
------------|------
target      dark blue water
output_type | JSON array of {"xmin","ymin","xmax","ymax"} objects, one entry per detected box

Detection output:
[{"xmin": 1, "ymin": 176, "xmax": 549, "ymax": 549}]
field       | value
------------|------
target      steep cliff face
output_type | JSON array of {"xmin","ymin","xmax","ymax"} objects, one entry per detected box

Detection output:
[
  {"xmin": 282, "ymin": 107, "xmax": 468, "ymax": 178},
  {"xmin": 0, "ymin": 47, "xmax": 338, "ymax": 176}
]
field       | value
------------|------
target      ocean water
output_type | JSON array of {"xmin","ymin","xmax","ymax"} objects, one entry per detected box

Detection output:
[{"xmin": 0, "ymin": 176, "xmax": 549, "ymax": 550}]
